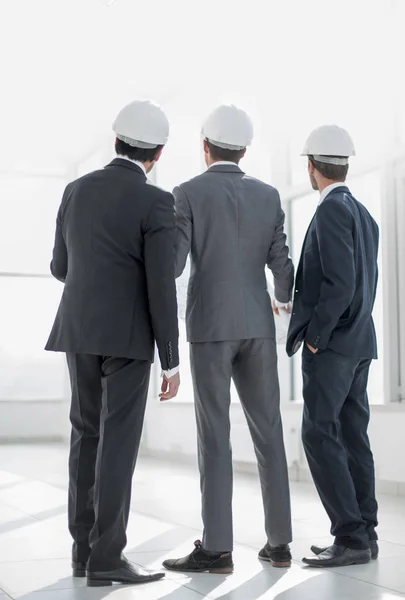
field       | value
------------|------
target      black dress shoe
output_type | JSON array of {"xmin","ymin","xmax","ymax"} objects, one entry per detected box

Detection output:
[
  {"xmin": 163, "ymin": 540, "xmax": 233, "ymax": 574},
  {"xmin": 311, "ymin": 540, "xmax": 379, "ymax": 560},
  {"xmin": 72, "ymin": 542, "xmax": 90, "ymax": 577},
  {"xmin": 72, "ymin": 561, "xmax": 87, "ymax": 578},
  {"xmin": 303, "ymin": 544, "xmax": 371, "ymax": 568},
  {"xmin": 258, "ymin": 543, "xmax": 292, "ymax": 568},
  {"xmin": 87, "ymin": 558, "xmax": 165, "ymax": 587}
]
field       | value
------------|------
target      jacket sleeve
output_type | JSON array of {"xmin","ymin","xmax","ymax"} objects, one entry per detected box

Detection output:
[
  {"xmin": 50, "ymin": 187, "xmax": 69, "ymax": 283},
  {"xmin": 267, "ymin": 192, "xmax": 294, "ymax": 303},
  {"xmin": 305, "ymin": 199, "xmax": 356, "ymax": 350},
  {"xmin": 144, "ymin": 191, "xmax": 179, "ymax": 370},
  {"xmin": 173, "ymin": 185, "xmax": 192, "ymax": 279}
]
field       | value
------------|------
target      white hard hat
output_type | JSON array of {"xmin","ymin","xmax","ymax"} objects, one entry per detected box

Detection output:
[
  {"xmin": 112, "ymin": 100, "xmax": 169, "ymax": 149},
  {"xmin": 202, "ymin": 104, "xmax": 254, "ymax": 150},
  {"xmin": 301, "ymin": 124, "xmax": 355, "ymax": 166}
]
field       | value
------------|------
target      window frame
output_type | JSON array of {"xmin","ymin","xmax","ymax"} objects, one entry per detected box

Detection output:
[{"xmin": 0, "ymin": 271, "xmax": 69, "ymax": 402}]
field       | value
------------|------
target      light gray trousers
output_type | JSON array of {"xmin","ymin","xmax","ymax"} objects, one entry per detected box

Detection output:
[{"xmin": 190, "ymin": 338, "xmax": 292, "ymax": 552}]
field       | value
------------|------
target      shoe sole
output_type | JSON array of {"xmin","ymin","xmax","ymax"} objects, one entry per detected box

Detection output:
[
  {"xmin": 163, "ymin": 565, "xmax": 234, "ymax": 575},
  {"xmin": 303, "ymin": 557, "xmax": 371, "ymax": 568},
  {"xmin": 311, "ymin": 554, "xmax": 378, "ymax": 561},
  {"xmin": 87, "ymin": 576, "xmax": 165, "ymax": 587},
  {"xmin": 72, "ymin": 568, "xmax": 86, "ymax": 578},
  {"xmin": 311, "ymin": 547, "xmax": 378, "ymax": 560},
  {"xmin": 258, "ymin": 556, "xmax": 291, "ymax": 568},
  {"xmin": 87, "ymin": 580, "xmax": 113, "ymax": 587}
]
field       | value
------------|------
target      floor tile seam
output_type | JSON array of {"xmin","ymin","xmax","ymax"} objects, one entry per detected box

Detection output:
[
  {"xmin": 0, "ymin": 549, "xmax": 173, "ymax": 565},
  {"xmin": 0, "ymin": 582, "xmax": 85, "ymax": 596},
  {"xmin": 322, "ymin": 565, "xmax": 405, "ymax": 594},
  {"xmin": 175, "ymin": 580, "xmax": 222, "ymax": 599},
  {"xmin": 4, "ymin": 581, "xmax": 205, "ymax": 599},
  {"xmin": 0, "ymin": 497, "xmax": 37, "ymax": 519},
  {"xmin": 175, "ymin": 567, "xmax": 405, "ymax": 600},
  {"xmin": 0, "ymin": 496, "xmax": 47, "ymax": 522},
  {"xmin": 0, "ymin": 475, "xmax": 68, "ymax": 495},
  {"xmin": 0, "ymin": 555, "xmax": 71, "ymax": 565},
  {"xmin": 127, "ymin": 507, "xmax": 203, "ymax": 532}
]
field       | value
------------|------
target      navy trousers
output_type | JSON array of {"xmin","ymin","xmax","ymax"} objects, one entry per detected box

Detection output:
[{"xmin": 301, "ymin": 346, "xmax": 378, "ymax": 549}]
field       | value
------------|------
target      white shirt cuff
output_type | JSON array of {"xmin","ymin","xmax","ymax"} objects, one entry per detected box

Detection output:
[{"xmin": 161, "ymin": 365, "xmax": 180, "ymax": 379}]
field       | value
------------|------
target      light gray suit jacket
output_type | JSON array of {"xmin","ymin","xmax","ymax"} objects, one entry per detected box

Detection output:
[{"xmin": 174, "ymin": 164, "xmax": 294, "ymax": 343}]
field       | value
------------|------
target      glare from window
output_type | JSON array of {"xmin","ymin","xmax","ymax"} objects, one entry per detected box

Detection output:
[{"xmin": 0, "ymin": 0, "xmax": 402, "ymax": 406}]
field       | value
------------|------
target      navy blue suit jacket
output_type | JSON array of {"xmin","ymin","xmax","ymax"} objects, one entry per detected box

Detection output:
[{"xmin": 287, "ymin": 186, "xmax": 379, "ymax": 359}]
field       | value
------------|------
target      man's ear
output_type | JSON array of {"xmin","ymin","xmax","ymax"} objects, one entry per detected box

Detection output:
[
  {"xmin": 203, "ymin": 139, "xmax": 209, "ymax": 155},
  {"xmin": 154, "ymin": 147, "xmax": 164, "ymax": 163}
]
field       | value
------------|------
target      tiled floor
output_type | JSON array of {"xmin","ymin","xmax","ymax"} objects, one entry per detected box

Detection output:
[{"xmin": 0, "ymin": 445, "xmax": 404, "ymax": 599}]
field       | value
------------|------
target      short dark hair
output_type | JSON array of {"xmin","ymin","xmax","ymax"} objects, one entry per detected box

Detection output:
[
  {"xmin": 206, "ymin": 140, "xmax": 245, "ymax": 164},
  {"xmin": 308, "ymin": 155, "xmax": 349, "ymax": 181},
  {"xmin": 115, "ymin": 138, "xmax": 163, "ymax": 162}
]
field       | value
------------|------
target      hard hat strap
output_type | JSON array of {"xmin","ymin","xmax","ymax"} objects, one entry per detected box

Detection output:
[{"xmin": 313, "ymin": 155, "xmax": 349, "ymax": 166}]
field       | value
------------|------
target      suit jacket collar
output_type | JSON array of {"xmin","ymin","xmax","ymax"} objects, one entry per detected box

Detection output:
[
  {"xmin": 297, "ymin": 185, "xmax": 351, "ymax": 274},
  {"xmin": 207, "ymin": 164, "xmax": 244, "ymax": 174},
  {"xmin": 105, "ymin": 158, "xmax": 146, "ymax": 177},
  {"xmin": 321, "ymin": 184, "xmax": 350, "ymax": 203}
]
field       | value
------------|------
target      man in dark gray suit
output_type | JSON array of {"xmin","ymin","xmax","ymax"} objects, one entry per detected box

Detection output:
[
  {"xmin": 163, "ymin": 105, "xmax": 294, "ymax": 574},
  {"xmin": 46, "ymin": 100, "xmax": 179, "ymax": 587}
]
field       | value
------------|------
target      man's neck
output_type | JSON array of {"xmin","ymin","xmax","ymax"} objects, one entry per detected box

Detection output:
[
  {"xmin": 318, "ymin": 178, "xmax": 339, "ymax": 194},
  {"xmin": 207, "ymin": 160, "xmax": 239, "ymax": 168},
  {"xmin": 116, "ymin": 155, "xmax": 150, "ymax": 175},
  {"xmin": 318, "ymin": 180, "xmax": 347, "ymax": 205}
]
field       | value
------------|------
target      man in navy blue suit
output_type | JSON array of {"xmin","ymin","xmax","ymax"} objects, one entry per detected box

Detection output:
[{"xmin": 287, "ymin": 125, "xmax": 379, "ymax": 568}]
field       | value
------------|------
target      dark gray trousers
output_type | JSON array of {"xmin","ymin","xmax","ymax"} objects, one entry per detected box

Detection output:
[
  {"xmin": 66, "ymin": 353, "xmax": 151, "ymax": 570},
  {"xmin": 190, "ymin": 338, "xmax": 292, "ymax": 552}
]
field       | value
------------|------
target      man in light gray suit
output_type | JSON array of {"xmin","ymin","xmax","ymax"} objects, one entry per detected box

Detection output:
[{"xmin": 163, "ymin": 105, "xmax": 294, "ymax": 574}]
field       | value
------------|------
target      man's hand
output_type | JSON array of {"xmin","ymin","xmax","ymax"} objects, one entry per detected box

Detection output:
[
  {"xmin": 306, "ymin": 343, "xmax": 318, "ymax": 354},
  {"xmin": 160, "ymin": 372, "xmax": 180, "ymax": 401},
  {"xmin": 272, "ymin": 299, "xmax": 292, "ymax": 316}
]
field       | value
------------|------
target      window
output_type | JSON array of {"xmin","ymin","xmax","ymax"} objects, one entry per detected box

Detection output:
[
  {"xmin": 388, "ymin": 161, "xmax": 405, "ymax": 402},
  {"xmin": 0, "ymin": 175, "xmax": 68, "ymax": 401},
  {"xmin": 350, "ymin": 172, "xmax": 384, "ymax": 403},
  {"xmin": 287, "ymin": 192, "xmax": 318, "ymax": 403},
  {"xmin": 176, "ymin": 260, "xmax": 194, "ymax": 403},
  {"xmin": 0, "ymin": 176, "xmax": 66, "ymax": 274},
  {"xmin": 0, "ymin": 276, "xmax": 65, "ymax": 400},
  {"xmin": 155, "ymin": 110, "xmax": 203, "ymax": 403}
]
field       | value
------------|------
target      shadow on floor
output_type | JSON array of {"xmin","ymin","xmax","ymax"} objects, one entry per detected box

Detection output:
[{"xmin": 0, "ymin": 504, "xmax": 67, "ymax": 535}]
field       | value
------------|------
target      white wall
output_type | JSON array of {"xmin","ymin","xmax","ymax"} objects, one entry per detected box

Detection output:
[
  {"xmin": 141, "ymin": 398, "xmax": 405, "ymax": 496},
  {"xmin": 0, "ymin": 400, "xmax": 70, "ymax": 442},
  {"xmin": 3, "ymin": 363, "xmax": 405, "ymax": 498},
  {"xmin": 140, "ymin": 341, "xmax": 405, "ymax": 495}
]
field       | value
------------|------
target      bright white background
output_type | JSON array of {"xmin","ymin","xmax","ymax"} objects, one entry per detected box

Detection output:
[{"xmin": 1, "ymin": 0, "xmax": 405, "ymax": 490}]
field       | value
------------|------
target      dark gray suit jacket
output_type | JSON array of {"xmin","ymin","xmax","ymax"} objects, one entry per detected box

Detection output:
[
  {"xmin": 175, "ymin": 164, "xmax": 294, "ymax": 343},
  {"xmin": 46, "ymin": 158, "xmax": 179, "ymax": 370}
]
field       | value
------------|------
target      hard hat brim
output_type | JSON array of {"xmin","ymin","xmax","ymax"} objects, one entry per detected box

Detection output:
[
  {"xmin": 116, "ymin": 134, "xmax": 160, "ymax": 149},
  {"xmin": 206, "ymin": 138, "xmax": 247, "ymax": 151}
]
